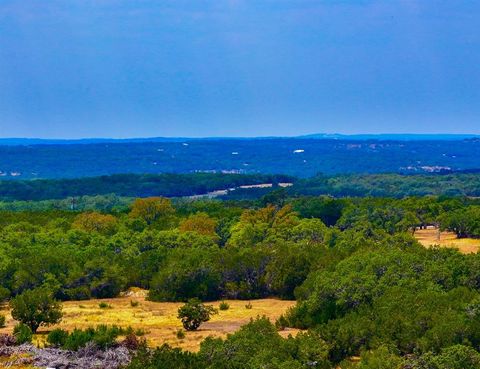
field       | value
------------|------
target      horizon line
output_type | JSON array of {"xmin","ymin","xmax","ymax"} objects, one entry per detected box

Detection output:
[{"xmin": 1, "ymin": 133, "xmax": 480, "ymax": 141}]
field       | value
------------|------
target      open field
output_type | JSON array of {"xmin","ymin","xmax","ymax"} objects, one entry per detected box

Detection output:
[
  {"xmin": 0, "ymin": 291, "xmax": 297, "ymax": 352},
  {"xmin": 415, "ymin": 227, "xmax": 480, "ymax": 254}
]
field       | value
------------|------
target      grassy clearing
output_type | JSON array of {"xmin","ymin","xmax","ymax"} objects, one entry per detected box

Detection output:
[
  {"xmin": 0, "ymin": 291, "xmax": 297, "ymax": 352},
  {"xmin": 415, "ymin": 227, "xmax": 480, "ymax": 254}
]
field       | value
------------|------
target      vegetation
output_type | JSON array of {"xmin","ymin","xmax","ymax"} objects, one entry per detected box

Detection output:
[
  {"xmin": 46, "ymin": 325, "xmax": 128, "ymax": 350},
  {"xmin": 1, "ymin": 138, "xmax": 480, "ymax": 179},
  {"xmin": 0, "ymin": 173, "xmax": 293, "ymax": 201},
  {"xmin": 13, "ymin": 323, "xmax": 33, "ymax": 344},
  {"xmin": 9, "ymin": 288, "xmax": 63, "ymax": 333},
  {"xmin": 177, "ymin": 299, "xmax": 218, "ymax": 331},
  {"xmin": 218, "ymin": 301, "xmax": 230, "ymax": 311},
  {"xmin": 4, "ymin": 186, "xmax": 480, "ymax": 367}
]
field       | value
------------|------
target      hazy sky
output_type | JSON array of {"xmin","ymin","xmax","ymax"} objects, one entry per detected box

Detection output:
[{"xmin": 0, "ymin": 0, "xmax": 479, "ymax": 138}]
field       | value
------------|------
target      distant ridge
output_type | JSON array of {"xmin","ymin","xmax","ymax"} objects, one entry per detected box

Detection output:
[
  {"xmin": 0, "ymin": 133, "xmax": 479, "ymax": 146},
  {"xmin": 298, "ymin": 133, "xmax": 480, "ymax": 141}
]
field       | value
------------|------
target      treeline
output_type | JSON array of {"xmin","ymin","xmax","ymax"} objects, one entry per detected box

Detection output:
[
  {"xmin": 291, "ymin": 173, "xmax": 480, "ymax": 198},
  {"xmin": 1, "ymin": 194, "xmax": 480, "ymax": 302},
  {"xmin": 0, "ymin": 173, "xmax": 293, "ymax": 201},
  {"xmin": 4, "ymin": 172, "xmax": 480, "ymax": 204}
]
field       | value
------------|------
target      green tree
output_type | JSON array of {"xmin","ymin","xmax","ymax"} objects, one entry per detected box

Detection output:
[
  {"xmin": 177, "ymin": 298, "xmax": 217, "ymax": 331},
  {"xmin": 10, "ymin": 288, "xmax": 63, "ymax": 333}
]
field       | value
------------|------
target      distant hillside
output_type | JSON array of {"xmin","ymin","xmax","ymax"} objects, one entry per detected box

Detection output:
[
  {"xmin": 3, "ymin": 172, "xmax": 480, "ymax": 202},
  {"xmin": 0, "ymin": 137, "xmax": 480, "ymax": 179},
  {"xmin": 299, "ymin": 133, "xmax": 480, "ymax": 141},
  {"xmin": 0, "ymin": 133, "xmax": 479, "ymax": 146},
  {"xmin": 0, "ymin": 173, "xmax": 293, "ymax": 201}
]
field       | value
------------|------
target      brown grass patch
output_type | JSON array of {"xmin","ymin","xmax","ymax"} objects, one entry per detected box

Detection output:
[
  {"xmin": 0, "ymin": 295, "xmax": 297, "ymax": 352},
  {"xmin": 415, "ymin": 227, "xmax": 480, "ymax": 254}
]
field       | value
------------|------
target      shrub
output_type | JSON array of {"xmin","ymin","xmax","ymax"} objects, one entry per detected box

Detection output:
[
  {"xmin": 275, "ymin": 315, "xmax": 288, "ymax": 330},
  {"xmin": 10, "ymin": 288, "xmax": 63, "ymax": 333},
  {"xmin": 93, "ymin": 324, "xmax": 120, "ymax": 349},
  {"xmin": 176, "ymin": 329, "xmax": 185, "ymax": 339},
  {"xmin": 219, "ymin": 301, "xmax": 230, "ymax": 311},
  {"xmin": 245, "ymin": 302, "xmax": 253, "ymax": 310},
  {"xmin": 47, "ymin": 328, "xmax": 69, "ymax": 347},
  {"xmin": 126, "ymin": 344, "xmax": 203, "ymax": 369},
  {"xmin": 64, "ymin": 328, "xmax": 95, "ymax": 351},
  {"xmin": 122, "ymin": 333, "xmax": 142, "ymax": 350},
  {"xmin": 50, "ymin": 325, "xmax": 127, "ymax": 351},
  {"xmin": 130, "ymin": 300, "xmax": 139, "ymax": 307},
  {"xmin": 99, "ymin": 302, "xmax": 111, "ymax": 309},
  {"xmin": 177, "ymin": 298, "xmax": 218, "ymax": 331},
  {"xmin": 0, "ymin": 287, "xmax": 10, "ymax": 304},
  {"xmin": 0, "ymin": 314, "xmax": 5, "ymax": 328},
  {"xmin": 13, "ymin": 323, "xmax": 33, "ymax": 344}
]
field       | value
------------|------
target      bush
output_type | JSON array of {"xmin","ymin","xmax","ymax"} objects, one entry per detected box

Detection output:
[
  {"xmin": 245, "ymin": 302, "xmax": 253, "ymax": 310},
  {"xmin": 176, "ymin": 329, "xmax": 186, "ymax": 339},
  {"xmin": 13, "ymin": 323, "xmax": 33, "ymax": 344},
  {"xmin": 47, "ymin": 328, "xmax": 69, "ymax": 347},
  {"xmin": 275, "ymin": 315, "xmax": 288, "ymax": 330},
  {"xmin": 219, "ymin": 301, "xmax": 230, "ymax": 311},
  {"xmin": 126, "ymin": 344, "xmax": 203, "ymax": 369},
  {"xmin": 92, "ymin": 324, "xmax": 120, "ymax": 349},
  {"xmin": 10, "ymin": 288, "xmax": 63, "ymax": 333},
  {"xmin": 64, "ymin": 328, "xmax": 95, "ymax": 351},
  {"xmin": 0, "ymin": 314, "xmax": 5, "ymax": 328},
  {"xmin": 177, "ymin": 298, "xmax": 218, "ymax": 331},
  {"xmin": 0, "ymin": 287, "xmax": 10, "ymax": 304},
  {"xmin": 122, "ymin": 333, "xmax": 143, "ymax": 350},
  {"xmin": 99, "ymin": 302, "xmax": 112, "ymax": 309},
  {"xmin": 130, "ymin": 300, "xmax": 140, "ymax": 307},
  {"xmin": 61, "ymin": 325, "xmax": 126, "ymax": 351}
]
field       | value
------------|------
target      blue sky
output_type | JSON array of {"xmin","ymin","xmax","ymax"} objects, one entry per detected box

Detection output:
[{"xmin": 0, "ymin": 0, "xmax": 479, "ymax": 138}]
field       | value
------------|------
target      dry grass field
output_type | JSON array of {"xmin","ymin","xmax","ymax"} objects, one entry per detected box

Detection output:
[
  {"xmin": 0, "ymin": 290, "xmax": 297, "ymax": 352},
  {"xmin": 415, "ymin": 227, "xmax": 480, "ymax": 254}
]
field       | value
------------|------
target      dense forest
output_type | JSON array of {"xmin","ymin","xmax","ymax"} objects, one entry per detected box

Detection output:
[
  {"xmin": 2, "ymin": 138, "xmax": 480, "ymax": 179},
  {"xmin": 2, "ymin": 193, "xmax": 480, "ymax": 367},
  {"xmin": 3, "ymin": 172, "xmax": 480, "ymax": 203},
  {"xmin": 0, "ymin": 173, "xmax": 293, "ymax": 201}
]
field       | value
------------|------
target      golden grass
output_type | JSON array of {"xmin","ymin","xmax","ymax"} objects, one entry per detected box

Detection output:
[
  {"xmin": 415, "ymin": 227, "xmax": 480, "ymax": 254},
  {"xmin": 0, "ymin": 292, "xmax": 297, "ymax": 352}
]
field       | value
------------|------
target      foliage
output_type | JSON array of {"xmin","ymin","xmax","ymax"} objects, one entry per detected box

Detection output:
[
  {"xmin": 10, "ymin": 288, "xmax": 63, "ymax": 333},
  {"xmin": 13, "ymin": 323, "xmax": 33, "ymax": 344},
  {"xmin": 179, "ymin": 212, "xmax": 218, "ymax": 239},
  {"xmin": 56, "ymin": 325, "xmax": 128, "ymax": 350},
  {"xmin": 219, "ymin": 301, "xmax": 230, "ymax": 311},
  {"xmin": 0, "ymin": 314, "xmax": 5, "ymax": 328},
  {"xmin": 47, "ymin": 328, "xmax": 69, "ymax": 347},
  {"xmin": 72, "ymin": 212, "xmax": 118, "ymax": 235},
  {"xmin": 3, "ymin": 190, "xmax": 480, "ymax": 365},
  {"xmin": 177, "ymin": 298, "xmax": 218, "ymax": 331},
  {"xmin": 127, "ymin": 344, "xmax": 203, "ymax": 369},
  {"xmin": 130, "ymin": 197, "xmax": 175, "ymax": 226}
]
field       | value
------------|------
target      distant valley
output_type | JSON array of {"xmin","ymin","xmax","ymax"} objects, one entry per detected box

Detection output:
[{"xmin": 1, "ymin": 136, "xmax": 480, "ymax": 179}]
